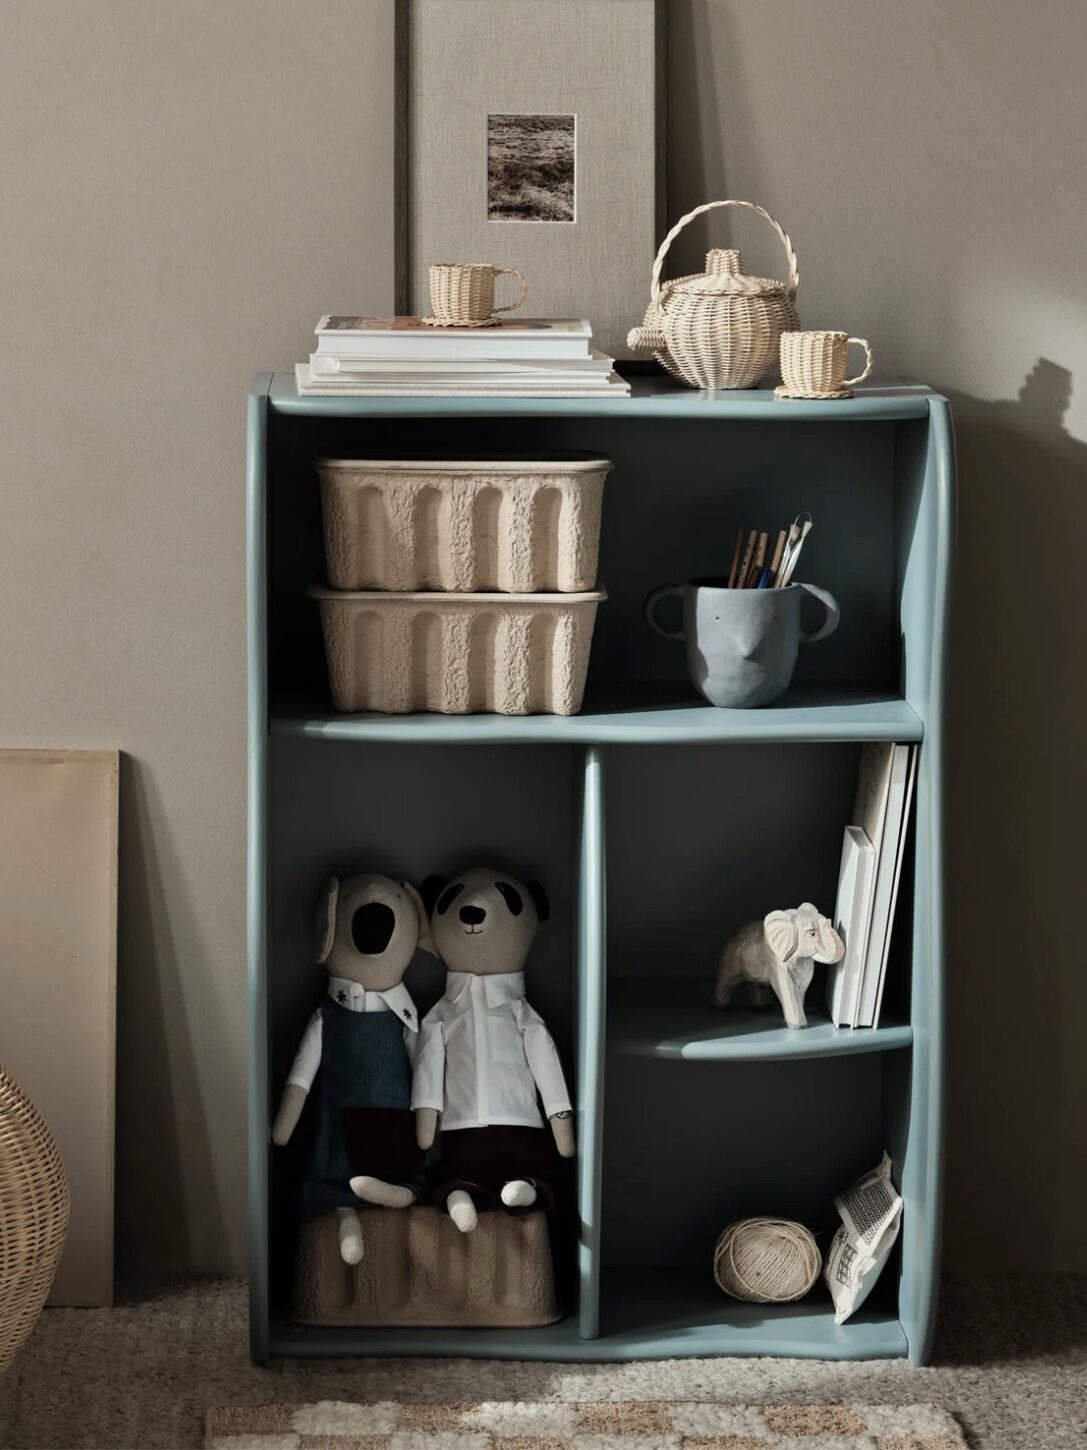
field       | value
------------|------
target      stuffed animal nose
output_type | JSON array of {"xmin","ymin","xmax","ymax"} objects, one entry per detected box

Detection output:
[{"xmin": 459, "ymin": 905, "xmax": 486, "ymax": 926}]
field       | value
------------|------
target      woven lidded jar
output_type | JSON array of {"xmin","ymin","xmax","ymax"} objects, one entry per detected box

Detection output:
[
  {"xmin": 628, "ymin": 199, "xmax": 800, "ymax": 389},
  {"xmin": 0, "ymin": 1067, "xmax": 70, "ymax": 1372}
]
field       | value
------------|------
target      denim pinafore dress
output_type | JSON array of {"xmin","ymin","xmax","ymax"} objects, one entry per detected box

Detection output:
[{"xmin": 301, "ymin": 998, "xmax": 422, "ymax": 1217}]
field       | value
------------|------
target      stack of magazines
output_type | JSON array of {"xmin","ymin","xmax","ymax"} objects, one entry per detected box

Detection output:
[{"xmin": 295, "ymin": 316, "xmax": 630, "ymax": 397}]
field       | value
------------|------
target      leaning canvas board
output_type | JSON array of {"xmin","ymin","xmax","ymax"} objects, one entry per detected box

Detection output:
[
  {"xmin": 0, "ymin": 750, "xmax": 118, "ymax": 1305},
  {"xmin": 396, "ymin": 0, "xmax": 665, "ymax": 360}
]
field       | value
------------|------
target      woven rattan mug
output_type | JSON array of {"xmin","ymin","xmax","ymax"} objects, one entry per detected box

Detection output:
[
  {"xmin": 778, "ymin": 330, "xmax": 874, "ymax": 398},
  {"xmin": 426, "ymin": 262, "xmax": 528, "ymax": 327}
]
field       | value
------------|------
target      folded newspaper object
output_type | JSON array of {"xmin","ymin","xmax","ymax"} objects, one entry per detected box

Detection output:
[{"xmin": 824, "ymin": 1151, "xmax": 903, "ymax": 1324}]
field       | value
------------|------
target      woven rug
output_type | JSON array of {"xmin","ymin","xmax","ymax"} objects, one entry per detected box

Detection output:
[{"xmin": 204, "ymin": 1399, "xmax": 966, "ymax": 1448}]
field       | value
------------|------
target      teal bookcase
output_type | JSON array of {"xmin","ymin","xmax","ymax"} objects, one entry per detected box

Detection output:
[{"xmin": 247, "ymin": 375, "xmax": 954, "ymax": 1366}]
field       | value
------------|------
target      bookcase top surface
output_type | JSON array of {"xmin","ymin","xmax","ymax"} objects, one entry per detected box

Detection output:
[{"xmin": 259, "ymin": 373, "xmax": 942, "ymax": 422}]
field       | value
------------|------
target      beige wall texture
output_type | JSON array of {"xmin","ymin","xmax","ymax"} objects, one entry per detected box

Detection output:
[
  {"xmin": 1, "ymin": 0, "xmax": 1084, "ymax": 1281},
  {"xmin": 0, "ymin": 1, "xmax": 394, "ymax": 1278}
]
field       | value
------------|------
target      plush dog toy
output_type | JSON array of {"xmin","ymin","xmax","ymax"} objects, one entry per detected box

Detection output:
[
  {"xmin": 412, "ymin": 866, "xmax": 574, "ymax": 1234},
  {"xmin": 272, "ymin": 873, "xmax": 435, "ymax": 1265}
]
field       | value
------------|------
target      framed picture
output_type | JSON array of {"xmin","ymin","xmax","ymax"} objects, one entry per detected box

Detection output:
[{"xmin": 395, "ymin": 0, "xmax": 666, "ymax": 360}]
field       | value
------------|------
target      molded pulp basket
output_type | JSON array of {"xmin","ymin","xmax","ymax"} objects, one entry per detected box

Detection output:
[
  {"xmin": 316, "ymin": 455, "xmax": 612, "ymax": 593},
  {"xmin": 310, "ymin": 586, "xmax": 606, "ymax": 715}
]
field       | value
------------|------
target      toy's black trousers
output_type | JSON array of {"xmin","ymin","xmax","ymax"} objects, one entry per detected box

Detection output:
[{"xmin": 431, "ymin": 1124, "xmax": 562, "ymax": 1213}]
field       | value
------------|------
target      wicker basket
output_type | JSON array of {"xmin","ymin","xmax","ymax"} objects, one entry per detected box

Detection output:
[
  {"xmin": 0, "ymin": 1067, "xmax": 70, "ymax": 1373},
  {"xmin": 628, "ymin": 199, "xmax": 800, "ymax": 389}
]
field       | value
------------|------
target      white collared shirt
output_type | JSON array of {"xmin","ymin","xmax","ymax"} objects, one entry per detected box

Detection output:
[
  {"xmin": 286, "ymin": 977, "xmax": 419, "ymax": 1093},
  {"xmin": 411, "ymin": 971, "xmax": 572, "ymax": 1131}
]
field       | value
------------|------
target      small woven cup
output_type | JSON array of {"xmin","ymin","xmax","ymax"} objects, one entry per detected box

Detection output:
[
  {"xmin": 780, "ymin": 330, "xmax": 873, "ymax": 397},
  {"xmin": 427, "ymin": 262, "xmax": 528, "ymax": 326}
]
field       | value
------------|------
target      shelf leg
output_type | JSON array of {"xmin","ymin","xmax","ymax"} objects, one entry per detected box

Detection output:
[
  {"xmin": 247, "ymin": 379, "xmax": 272, "ymax": 1364},
  {"xmin": 576, "ymin": 745, "xmax": 606, "ymax": 1340}
]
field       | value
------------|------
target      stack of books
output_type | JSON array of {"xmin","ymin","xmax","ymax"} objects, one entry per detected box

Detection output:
[
  {"xmin": 295, "ymin": 316, "xmax": 630, "ymax": 397},
  {"xmin": 826, "ymin": 742, "xmax": 918, "ymax": 1029}
]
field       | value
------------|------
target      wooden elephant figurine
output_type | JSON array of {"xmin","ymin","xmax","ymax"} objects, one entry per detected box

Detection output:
[{"xmin": 713, "ymin": 903, "xmax": 844, "ymax": 1029}]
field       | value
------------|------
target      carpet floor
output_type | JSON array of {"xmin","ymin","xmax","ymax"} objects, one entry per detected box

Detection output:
[{"xmin": 0, "ymin": 1279, "xmax": 1083, "ymax": 1450}]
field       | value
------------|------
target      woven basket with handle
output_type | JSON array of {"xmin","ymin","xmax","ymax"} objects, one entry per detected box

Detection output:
[
  {"xmin": 0, "ymin": 1067, "xmax": 70, "ymax": 1373},
  {"xmin": 628, "ymin": 199, "xmax": 800, "ymax": 389}
]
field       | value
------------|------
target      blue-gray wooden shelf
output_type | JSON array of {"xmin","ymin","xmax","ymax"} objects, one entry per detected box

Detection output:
[
  {"xmin": 609, "ymin": 987, "xmax": 913, "ymax": 1062},
  {"xmin": 268, "ymin": 1272, "xmax": 905, "ymax": 1362},
  {"xmin": 270, "ymin": 684, "xmax": 923, "ymax": 746},
  {"xmin": 248, "ymin": 372, "xmax": 954, "ymax": 1368}
]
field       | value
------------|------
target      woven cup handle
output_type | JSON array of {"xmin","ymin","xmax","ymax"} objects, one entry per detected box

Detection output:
[
  {"xmin": 842, "ymin": 337, "xmax": 873, "ymax": 387},
  {"xmin": 493, "ymin": 267, "xmax": 528, "ymax": 314},
  {"xmin": 649, "ymin": 200, "xmax": 799, "ymax": 305}
]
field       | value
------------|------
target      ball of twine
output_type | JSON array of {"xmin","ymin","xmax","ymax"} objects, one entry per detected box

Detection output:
[{"xmin": 713, "ymin": 1217, "xmax": 821, "ymax": 1304}]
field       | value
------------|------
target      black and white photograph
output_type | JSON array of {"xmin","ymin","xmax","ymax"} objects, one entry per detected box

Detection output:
[{"xmin": 486, "ymin": 113, "xmax": 576, "ymax": 223}]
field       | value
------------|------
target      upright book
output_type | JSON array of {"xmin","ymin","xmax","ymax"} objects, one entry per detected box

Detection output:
[
  {"xmin": 826, "ymin": 742, "xmax": 917, "ymax": 1028},
  {"xmin": 855, "ymin": 746, "xmax": 918, "ymax": 1028},
  {"xmin": 827, "ymin": 824, "xmax": 876, "ymax": 1027}
]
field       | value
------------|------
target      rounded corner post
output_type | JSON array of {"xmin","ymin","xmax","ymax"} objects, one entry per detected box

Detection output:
[
  {"xmin": 576, "ymin": 745, "xmax": 607, "ymax": 1340},
  {"xmin": 899, "ymin": 395, "xmax": 955, "ymax": 1367},
  {"xmin": 246, "ymin": 382, "xmax": 271, "ymax": 1364}
]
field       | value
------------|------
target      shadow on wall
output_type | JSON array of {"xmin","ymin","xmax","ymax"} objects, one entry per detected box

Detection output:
[
  {"xmin": 114, "ymin": 755, "xmax": 233, "ymax": 1279},
  {"xmin": 944, "ymin": 360, "xmax": 1087, "ymax": 1276}
]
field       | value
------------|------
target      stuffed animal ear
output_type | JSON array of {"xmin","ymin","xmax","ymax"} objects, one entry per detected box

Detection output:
[
  {"xmin": 764, "ymin": 909, "xmax": 799, "ymax": 962},
  {"xmin": 400, "ymin": 880, "xmax": 436, "ymax": 955},
  {"xmin": 420, "ymin": 874, "xmax": 447, "ymax": 919},
  {"xmin": 315, "ymin": 876, "xmax": 340, "ymax": 964},
  {"xmin": 527, "ymin": 879, "xmax": 550, "ymax": 923}
]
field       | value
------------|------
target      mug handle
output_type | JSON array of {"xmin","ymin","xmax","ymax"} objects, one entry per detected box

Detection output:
[
  {"xmin": 644, "ymin": 585, "xmax": 686, "ymax": 640},
  {"xmin": 842, "ymin": 337, "xmax": 874, "ymax": 387},
  {"xmin": 493, "ymin": 267, "xmax": 529, "ymax": 314},
  {"xmin": 797, "ymin": 583, "xmax": 840, "ymax": 644}
]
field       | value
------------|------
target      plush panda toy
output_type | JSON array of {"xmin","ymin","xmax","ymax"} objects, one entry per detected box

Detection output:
[
  {"xmin": 412, "ymin": 866, "xmax": 575, "ymax": 1234},
  {"xmin": 272, "ymin": 872, "xmax": 435, "ymax": 1265}
]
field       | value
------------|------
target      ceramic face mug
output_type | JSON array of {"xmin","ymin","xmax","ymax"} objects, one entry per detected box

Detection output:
[
  {"xmin": 644, "ymin": 579, "xmax": 840, "ymax": 708},
  {"xmin": 427, "ymin": 262, "xmax": 529, "ymax": 326},
  {"xmin": 779, "ymin": 330, "xmax": 873, "ymax": 398}
]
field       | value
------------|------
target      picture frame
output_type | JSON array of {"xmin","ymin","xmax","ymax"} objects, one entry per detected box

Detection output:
[{"xmin": 395, "ymin": 0, "xmax": 666, "ymax": 360}]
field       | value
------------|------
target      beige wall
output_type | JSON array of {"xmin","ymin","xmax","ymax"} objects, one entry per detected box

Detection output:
[
  {"xmin": 0, "ymin": 1, "xmax": 394, "ymax": 1278},
  {"xmin": 1, "ymin": 0, "xmax": 1084, "ymax": 1280}
]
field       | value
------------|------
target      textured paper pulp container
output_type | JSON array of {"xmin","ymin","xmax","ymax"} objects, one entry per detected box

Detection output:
[
  {"xmin": 311, "ymin": 586, "xmax": 605, "ymax": 715},
  {"xmin": 292, "ymin": 1207, "xmax": 559, "ymax": 1328},
  {"xmin": 317, "ymin": 455, "xmax": 612, "ymax": 593}
]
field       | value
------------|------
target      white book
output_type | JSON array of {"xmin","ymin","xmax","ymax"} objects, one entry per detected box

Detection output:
[
  {"xmin": 844, "ymin": 743, "xmax": 897, "ymax": 1026},
  {"xmin": 868, "ymin": 747, "xmax": 919, "ymax": 1027},
  {"xmin": 294, "ymin": 363, "xmax": 630, "ymax": 398},
  {"xmin": 314, "ymin": 315, "xmax": 593, "ymax": 360},
  {"xmin": 854, "ymin": 745, "xmax": 915, "ymax": 1027},
  {"xmin": 309, "ymin": 349, "xmax": 615, "ymax": 379},
  {"xmin": 826, "ymin": 825, "xmax": 877, "ymax": 1027}
]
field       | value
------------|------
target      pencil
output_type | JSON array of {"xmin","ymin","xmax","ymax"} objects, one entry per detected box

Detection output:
[
  {"xmin": 726, "ymin": 527, "xmax": 743, "ymax": 588},
  {"xmin": 736, "ymin": 529, "xmax": 757, "ymax": 589},
  {"xmin": 769, "ymin": 529, "xmax": 786, "ymax": 580}
]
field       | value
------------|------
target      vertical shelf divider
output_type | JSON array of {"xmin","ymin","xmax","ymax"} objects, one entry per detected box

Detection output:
[
  {"xmin": 246, "ymin": 376, "xmax": 272, "ymax": 1364},
  {"xmin": 576, "ymin": 745, "xmax": 607, "ymax": 1340}
]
